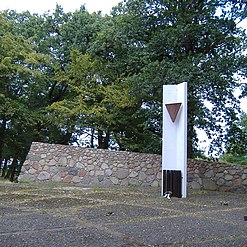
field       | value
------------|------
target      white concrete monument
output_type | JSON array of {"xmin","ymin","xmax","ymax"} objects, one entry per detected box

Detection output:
[{"xmin": 162, "ymin": 82, "xmax": 187, "ymax": 198}]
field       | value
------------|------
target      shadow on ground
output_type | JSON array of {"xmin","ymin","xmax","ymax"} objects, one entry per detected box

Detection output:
[{"xmin": 0, "ymin": 179, "xmax": 246, "ymax": 246}]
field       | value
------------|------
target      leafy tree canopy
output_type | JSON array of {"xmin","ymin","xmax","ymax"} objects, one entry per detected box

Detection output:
[
  {"xmin": 0, "ymin": 14, "xmax": 52, "ymax": 179},
  {"xmin": 0, "ymin": 0, "xmax": 246, "ymax": 180},
  {"xmin": 110, "ymin": 0, "xmax": 247, "ymax": 157}
]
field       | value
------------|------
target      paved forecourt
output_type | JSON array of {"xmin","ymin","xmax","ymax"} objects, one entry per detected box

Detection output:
[{"xmin": 0, "ymin": 180, "xmax": 246, "ymax": 246}]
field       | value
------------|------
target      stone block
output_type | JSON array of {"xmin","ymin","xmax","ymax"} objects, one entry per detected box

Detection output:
[
  {"xmin": 120, "ymin": 178, "xmax": 129, "ymax": 186},
  {"xmin": 49, "ymin": 166, "xmax": 59, "ymax": 175},
  {"xmin": 116, "ymin": 168, "xmax": 129, "ymax": 179},
  {"xmin": 39, "ymin": 160, "xmax": 45, "ymax": 166},
  {"xmin": 68, "ymin": 168, "xmax": 78, "ymax": 176},
  {"xmin": 219, "ymin": 186, "xmax": 230, "ymax": 192},
  {"xmin": 191, "ymin": 181, "xmax": 201, "ymax": 190},
  {"xmin": 216, "ymin": 172, "xmax": 224, "ymax": 178},
  {"xmin": 216, "ymin": 178, "xmax": 225, "ymax": 186},
  {"xmin": 242, "ymin": 179, "xmax": 247, "ymax": 185},
  {"xmin": 229, "ymin": 170, "xmax": 237, "ymax": 175},
  {"xmin": 151, "ymin": 180, "xmax": 159, "ymax": 187},
  {"xmin": 59, "ymin": 156, "xmax": 68, "ymax": 166},
  {"xmin": 105, "ymin": 169, "xmax": 112, "ymax": 177},
  {"xmin": 110, "ymin": 177, "xmax": 119, "ymax": 185},
  {"xmin": 63, "ymin": 175, "xmax": 73, "ymax": 183},
  {"xmin": 233, "ymin": 178, "xmax": 241, "ymax": 187},
  {"xmin": 217, "ymin": 167, "xmax": 225, "ymax": 172},
  {"xmin": 43, "ymin": 165, "xmax": 49, "ymax": 171},
  {"xmin": 48, "ymin": 159, "xmax": 57, "ymax": 166},
  {"xmin": 32, "ymin": 162, "xmax": 40, "ymax": 170},
  {"xmin": 146, "ymin": 175, "xmax": 155, "ymax": 182},
  {"xmin": 87, "ymin": 165, "xmax": 95, "ymax": 171},
  {"xmin": 199, "ymin": 167, "xmax": 206, "ymax": 175},
  {"xmin": 95, "ymin": 170, "xmax": 104, "ymax": 176},
  {"xmin": 129, "ymin": 171, "xmax": 138, "ymax": 178},
  {"xmin": 30, "ymin": 155, "xmax": 40, "ymax": 161},
  {"xmin": 59, "ymin": 171, "xmax": 67, "ymax": 178},
  {"xmin": 19, "ymin": 174, "xmax": 36, "ymax": 181},
  {"xmin": 29, "ymin": 168, "xmax": 37, "ymax": 175},
  {"xmin": 156, "ymin": 171, "xmax": 162, "ymax": 179},
  {"xmin": 89, "ymin": 177, "xmax": 100, "ymax": 185},
  {"xmin": 69, "ymin": 160, "xmax": 76, "ymax": 167},
  {"xmin": 225, "ymin": 174, "xmax": 233, "ymax": 181},
  {"xmin": 52, "ymin": 174, "xmax": 62, "ymax": 182},
  {"xmin": 202, "ymin": 178, "xmax": 217, "ymax": 190},
  {"xmin": 225, "ymin": 181, "xmax": 233, "ymax": 186},
  {"xmin": 78, "ymin": 170, "xmax": 86, "ymax": 177},
  {"xmin": 138, "ymin": 171, "xmax": 147, "ymax": 181},
  {"xmin": 187, "ymin": 174, "xmax": 194, "ymax": 182},
  {"xmin": 146, "ymin": 169, "xmax": 154, "ymax": 175},
  {"xmin": 98, "ymin": 176, "xmax": 104, "ymax": 182},
  {"xmin": 101, "ymin": 163, "xmax": 109, "ymax": 170},
  {"xmin": 117, "ymin": 164, "xmax": 126, "ymax": 168},
  {"xmin": 129, "ymin": 178, "xmax": 140, "ymax": 186},
  {"xmin": 37, "ymin": 171, "xmax": 50, "ymax": 181},
  {"xmin": 204, "ymin": 170, "xmax": 214, "ymax": 178}
]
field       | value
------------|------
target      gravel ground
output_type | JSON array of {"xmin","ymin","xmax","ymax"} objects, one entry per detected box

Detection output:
[{"xmin": 0, "ymin": 179, "xmax": 246, "ymax": 246}]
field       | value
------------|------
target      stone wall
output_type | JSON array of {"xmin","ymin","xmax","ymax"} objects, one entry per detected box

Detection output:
[
  {"xmin": 19, "ymin": 142, "xmax": 162, "ymax": 187},
  {"xmin": 19, "ymin": 142, "xmax": 247, "ymax": 193},
  {"xmin": 188, "ymin": 159, "xmax": 247, "ymax": 193}
]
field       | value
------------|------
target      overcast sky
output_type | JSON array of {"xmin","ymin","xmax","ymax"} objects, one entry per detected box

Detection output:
[{"xmin": 0, "ymin": 0, "xmax": 121, "ymax": 14}]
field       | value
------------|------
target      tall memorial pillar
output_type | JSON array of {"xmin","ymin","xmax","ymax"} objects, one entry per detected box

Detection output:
[{"xmin": 162, "ymin": 82, "xmax": 187, "ymax": 198}]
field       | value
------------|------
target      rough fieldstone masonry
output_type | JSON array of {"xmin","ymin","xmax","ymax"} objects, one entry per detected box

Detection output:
[
  {"xmin": 19, "ymin": 142, "xmax": 247, "ymax": 193},
  {"xmin": 20, "ymin": 142, "xmax": 162, "ymax": 187},
  {"xmin": 188, "ymin": 159, "xmax": 247, "ymax": 193}
]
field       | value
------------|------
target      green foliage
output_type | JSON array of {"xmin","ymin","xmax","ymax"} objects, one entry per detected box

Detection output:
[
  {"xmin": 111, "ymin": 0, "xmax": 247, "ymax": 156},
  {"xmin": 0, "ymin": 0, "xmax": 247, "ymax": 179},
  {"xmin": 220, "ymin": 153, "xmax": 247, "ymax": 165},
  {"xmin": 0, "ymin": 13, "xmax": 53, "ymax": 179},
  {"xmin": 224, "ymin": 112, "xmax": 247, "ymax": 156}
]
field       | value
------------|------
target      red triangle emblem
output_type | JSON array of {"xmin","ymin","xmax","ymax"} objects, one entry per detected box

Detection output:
[{"xmin": 165, "ymin": 103, "xmax": 182, "ymax": 122}]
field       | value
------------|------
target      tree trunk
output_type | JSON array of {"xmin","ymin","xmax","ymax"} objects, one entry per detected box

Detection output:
[
  {"xmin": 15, "ymin": 159, "xmax": 25, "ymax": 180},
  {"xmin": 187, "ymin": 124, "xmax": 195, "ymax": 158},
  {"xmin": 187, "ymin": 92, "xmax": 199, "ymax": 158},
  {"xmin": 1, "ymin": 159, "xmax": 8, "ymax": 178},
  {"xmin": 90, "ymin": 128, "xmax": 95, "ymax": 148},
  {"xmin": 0, "ymin": 117, "xmax": 7, "ymax": 167},
  {"xmin": 98, "ymin": 129, "xmax": 110, "ymax": 149},
  {"xmin": 5, "ymin": 157, "xmax": 18, "ymax": 181}
]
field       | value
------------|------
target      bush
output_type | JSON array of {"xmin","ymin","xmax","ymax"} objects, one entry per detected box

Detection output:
[{"xmin": 221, "ymin": 154, "xmax": 247, "ymax": 165}]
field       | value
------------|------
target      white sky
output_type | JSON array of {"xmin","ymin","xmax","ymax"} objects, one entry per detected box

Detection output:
[{"xmin": 0, "ymin": 0, "xmax": 121, "ymax": 14}]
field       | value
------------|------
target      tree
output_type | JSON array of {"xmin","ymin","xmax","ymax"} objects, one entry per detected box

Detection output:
[
  {"xmin": 1, "ymin": 0, "xmax": 246, "ymax": 163},
  {"xmin": 224, "ymin": 112, "xmax": 247, "ymax": 155},
  {"xmin": 3, "ymin": 6, "xmax": 104, "ymax": 145},
  {"xmin": 221, "ymin": 112, "xmax": 247, "ymax": 165},
  {"xmin": 50, "ymin": 49, "xmax": 137, "ymax": 149},
  {"xmin": 110, "ymin": 0, "xmax": 247, "ymax": 157},
  {"xmin": 0, "ymin": 14, "xmax": 51, "ymax": 179},
  {"xmin": 81, "ymin": 13, "xmax": 163, "ymax": 152}
]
